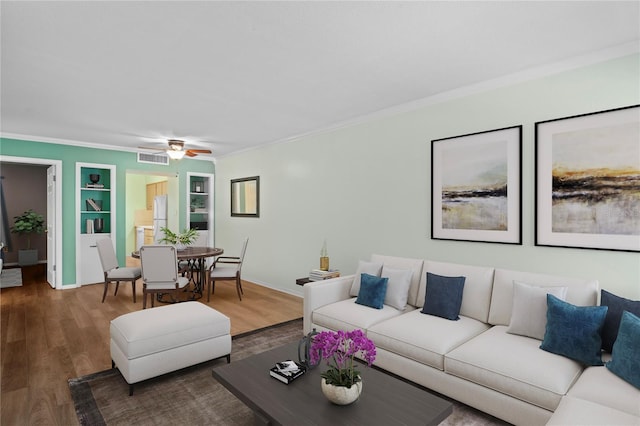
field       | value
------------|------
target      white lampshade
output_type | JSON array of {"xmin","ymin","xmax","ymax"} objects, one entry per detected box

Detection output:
[{"xmin": 166, "ymin": 150, "xmax": 185, "ymax": 160}]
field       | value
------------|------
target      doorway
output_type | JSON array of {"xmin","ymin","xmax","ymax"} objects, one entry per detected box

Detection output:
[
  {"xmin": 125, "ymin": 170, "xmax": 179, "ymax": 256},
  {"xmin": 0, "ymin": 155, "xmax": 63, "ymax": 289}
]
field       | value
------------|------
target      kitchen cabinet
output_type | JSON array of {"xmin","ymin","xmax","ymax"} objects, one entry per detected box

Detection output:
[
  {"xmin": 136, "ymin": 226, "xmax": 155, "ymax": 250},
  {"xmin": 78, "ymin": 234, "xmax": 111, "ymax": 284},
  {"xmin": 144, "ymin": 228, "xmax": 154, "ymax": 245},
  {"xmin": 76, "ymin": 162, "xmax": 116, "ymax": 285},
  {"xmin": 146, "ymin": 181, "xmax": 167, "ymax": 210}
]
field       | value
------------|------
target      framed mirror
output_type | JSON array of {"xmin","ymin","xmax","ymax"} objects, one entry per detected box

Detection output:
[{"xmin": 231, "ymin": 176, "xmax": 260, "ymax": 217}]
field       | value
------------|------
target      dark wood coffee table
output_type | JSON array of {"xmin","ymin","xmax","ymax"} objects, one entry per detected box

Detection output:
[{"xmin": 212, "ymin": 341, "xmax": 452, "ymax": 425}]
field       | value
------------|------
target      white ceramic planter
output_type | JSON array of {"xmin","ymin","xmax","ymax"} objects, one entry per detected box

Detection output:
[{"xmin": 321, "ymin": 378, "xmax": 362, "ymax": 405}]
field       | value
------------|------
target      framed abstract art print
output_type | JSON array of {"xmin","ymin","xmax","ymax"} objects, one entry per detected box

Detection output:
[
  {"xmin": 431, "ymin": 125, "xmax": 522, "ymax": 244},
  {"xmin": 535, "ymin": 105, "xmax": 640, "ymax": 252}
]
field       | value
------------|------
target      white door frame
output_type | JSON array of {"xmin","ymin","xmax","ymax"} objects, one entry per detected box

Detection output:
[
  {"xmin": 46, "ymin": 166, "xmax": 56, "ymax": 288},
  {"xmin": 0, "ymin": 155, "xmax": 63, "ymax": 289}
]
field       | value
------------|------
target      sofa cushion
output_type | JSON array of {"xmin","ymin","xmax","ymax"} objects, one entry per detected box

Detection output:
[
  {"xmin": 506, "ymin": 281, "xmax": 567, "ymax": 340},
  {"xmin": 420, "ymin": 272, "xmax": 465, "ymax": 320},
  {"xmin": 417, "ymin": 260, "xmax": 494, "ymax": 323},
  {"xmin": 547, "ymin": 396, "xmax": 640, "ymax": 426},
  {"xmin": 445, "ymin": 325, "xmax": 583, "ymax": 412},
  {"xmin": 370, "ymin": 254, "xmax": 424, "ymax": 307},
  {"xmin": 367, "ymin": 309, "xmax": 489, "ymax": 370},
  {"xmin": 540, "ymin": 295, "xmax": 607, "ymax": 366},
  {"xmin": 600, "ymin": 289, "xmax": 640, "ymax": 353},
  {"xmin": 606, "ymin": 311, "xmax": 640, "ymax": 389},
  {"xmin": 312, "ymin": 298, "xmax": 411, "ymax": 332},
  {"xmin": 488, "ymin": 268, "xmax": 599, "ymax": 326},
  {"xmin": 350, "ymin": 260, "xmax": 383, "ymax": 297},
  {"xmin": 355, "ymin": 273, "xmax": 388, "ymax": 309},
  {"xmin": 381, "ymin": 266, "xmax": 413, "ymax": 310},
  {"xmin": 567, "ymin": 364, "xmax": 640, "ymax": 417}
]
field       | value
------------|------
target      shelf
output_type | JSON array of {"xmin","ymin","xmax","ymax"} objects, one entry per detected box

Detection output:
[
  {"xmin": 187, "ymin": 173, "xmax": 214, "ymax": 246},
  {"xmin": 76, "ymin": 162, "xmax": 116, "ymax": 284},
  {"xmin": 81, "ymin": 187, "xmax": 111, "ymax": 192}
]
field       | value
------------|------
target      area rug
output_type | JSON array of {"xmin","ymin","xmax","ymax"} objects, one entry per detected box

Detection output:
[
  {"xmin": 0, "ymin": 267, "xmax": 22, "ymax": 288},
  {"xmin": 69, "ymin": 318, "xmax": 509, "ymax": 426}
]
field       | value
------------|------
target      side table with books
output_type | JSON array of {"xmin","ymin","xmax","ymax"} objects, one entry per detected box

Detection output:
[
  {"xmin": 309, "ymin": 269, "xmax": 340, "ymax": 281},
  {"xmin": 295, "ymin": 277, "xmax": 312, "ymax": 286},
  {"xmin": 296, "ymin": 269, "xmax": 340, "ymax": 286}
]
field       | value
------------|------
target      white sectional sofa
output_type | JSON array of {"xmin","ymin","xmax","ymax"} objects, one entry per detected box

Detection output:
[{"xmin": 303, "ymin": 254, "xmax": 640, "ymax": 426}]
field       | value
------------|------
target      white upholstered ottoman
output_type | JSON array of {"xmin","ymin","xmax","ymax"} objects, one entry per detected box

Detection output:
[{"xmin": 110, "ymin": 301, "xmax": 231, "ymax": 395}]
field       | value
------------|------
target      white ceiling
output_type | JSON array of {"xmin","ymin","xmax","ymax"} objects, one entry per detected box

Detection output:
[{"xmin": 2, "ymin": 1, "xmax": 639, "ymax": 159}]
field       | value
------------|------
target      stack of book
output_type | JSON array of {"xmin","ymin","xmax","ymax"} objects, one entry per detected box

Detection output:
[
  {"xmin": 269, "ymin": 360, "xmax": 306, "ymax": 384},
  {"xmin": 86, "ymin": 198, "xmax": 102, "ymax": 211},
  {"xmin": 85, "ymin": 183, "xmax": 105, "ymax": 188},
  {"xmin": 309, "ymin": 269, "xmax": 340, "ymax": 281}
]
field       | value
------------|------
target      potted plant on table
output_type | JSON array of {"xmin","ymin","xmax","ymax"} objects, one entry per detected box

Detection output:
[
  {"xmin": 11, "ymin": 209, "xmax": 46, "ymax": 266},
  {"xmin": 158, "ymin": 227, "xmax": 198, "ymax": 250},
  {"xmin": 310, "ymin": 329, "xmax": 376, "ymax": 405}
]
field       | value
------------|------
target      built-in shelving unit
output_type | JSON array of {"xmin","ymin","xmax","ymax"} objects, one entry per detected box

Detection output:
[
  {"xmin": 187, "ymin": 172, "xmax": 214, "ymax": 247},
  {"xmin": 76, "ymin": 162, "xmax": 116, "ymax": 285}
]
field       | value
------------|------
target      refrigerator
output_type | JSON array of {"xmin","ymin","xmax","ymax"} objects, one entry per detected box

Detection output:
[{"xmin": 152, "ymin": 194, "xmax": 168, "ymax": 244}]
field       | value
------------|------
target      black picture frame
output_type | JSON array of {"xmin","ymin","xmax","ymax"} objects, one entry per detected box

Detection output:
[
  {"xmin": 431, "ymin": 126, "xmax": 522, "ymax": 244},
  {"xmin": 535, "ymin": 105, "xmax": 640, "ymax": 252},
  {"xmin": 231, "ymin": 176, "xmax": 260, "ymax": 218}
]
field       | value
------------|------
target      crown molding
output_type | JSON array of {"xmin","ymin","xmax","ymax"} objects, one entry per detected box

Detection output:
[
  {"xmin": 3, "ymin": 41, "xmax": 638, "ymax": 161},
  {"xmin": 0, "ymin": 133, "xmax": 215, "ymax": 163},
  {"xmin": 219, "ymin": 40, "xmax": 640, "ymax": 158}
]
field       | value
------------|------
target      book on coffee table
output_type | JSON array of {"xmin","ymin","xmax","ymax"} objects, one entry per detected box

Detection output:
[{"xmin": 269, "ymin": 360, "xmax": 306, "ymax": 384}]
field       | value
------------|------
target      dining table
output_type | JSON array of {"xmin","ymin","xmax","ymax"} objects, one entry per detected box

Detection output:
[{"xmin": 132, "ymin": 246, "xmax": 223, "ymax": 302}]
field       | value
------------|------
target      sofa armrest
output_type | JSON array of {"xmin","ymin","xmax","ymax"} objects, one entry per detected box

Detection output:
[{"xmin": 303, "ymin": 274, "xmax": 355, "ymax": 334}]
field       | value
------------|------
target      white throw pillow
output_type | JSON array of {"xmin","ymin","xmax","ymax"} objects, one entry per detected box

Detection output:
[
  {"xmin": 381, "ymin": 266, "xmax": 413, "ymax": 310},
  {"xmin": 350, "ymin": 261, "xmax": 383, "ymax": 297},
  {"xmin": 507, "ymin": 281, "xmax": 568, "ymax": 340}
]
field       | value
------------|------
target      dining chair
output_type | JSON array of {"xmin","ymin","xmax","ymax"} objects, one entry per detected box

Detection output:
[
  {"xmin": 139, "ymin": 245, "xmax": 190, "ymax": 309},
  {"xmin": 207, "ymin": 237, "xmax": 249, "ymax": 302},
  {"xmin": 96, "ymin": 238, "xmax": 142, "ymax": 303}
]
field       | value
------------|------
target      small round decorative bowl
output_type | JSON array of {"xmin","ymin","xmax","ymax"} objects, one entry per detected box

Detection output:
[{"xmin": 89, "ymin": 174, "xmax": 101, "ymax": 184}]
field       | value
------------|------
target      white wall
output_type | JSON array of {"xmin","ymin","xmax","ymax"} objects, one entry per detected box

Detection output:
[{"xmin": 215, "ymin": 53, "xmax": 640, "ymax": 299}]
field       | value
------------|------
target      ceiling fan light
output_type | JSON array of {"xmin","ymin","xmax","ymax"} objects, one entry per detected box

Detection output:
[{"xmin": 166, "ymin": 150, "xmax": 185, "ymax": 160}]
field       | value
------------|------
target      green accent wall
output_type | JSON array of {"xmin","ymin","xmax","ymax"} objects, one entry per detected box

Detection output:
[{"xmin": 0, "ymin": 138, "xmax": 215, "ymax": 286}]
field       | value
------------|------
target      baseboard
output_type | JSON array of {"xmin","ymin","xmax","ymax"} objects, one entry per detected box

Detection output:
[
  {"xmin": 243, "ymin": 277, "xmax": 303, "ymax": 298},
  {"xmin": 2, "ymin": 260, "xmax": 48, "ymax": 268}
]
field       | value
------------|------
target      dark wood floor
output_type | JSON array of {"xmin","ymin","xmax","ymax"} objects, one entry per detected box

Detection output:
[{"xmin": 0, "ymin": 264, "xmax": 303, "ymax": 425}]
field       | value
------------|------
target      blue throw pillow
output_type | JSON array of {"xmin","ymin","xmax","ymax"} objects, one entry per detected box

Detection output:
[
  {"xmin": 600, "ymin": 289, "xmax": 640, "ymax": 353},
  {"xmin": 606, "ymin": 311, "xmax": 640, "ymax": 389},
  {"xmin": 421, "ymin": 272, "xmax": 465, "ymax": 320},
  {"xmin": 355, "ymin": 273, "xmax": 388, "ymax": 309},
  {"xmin": 540, "ymin": 294, "xmax": 608, "ymax": 366}
]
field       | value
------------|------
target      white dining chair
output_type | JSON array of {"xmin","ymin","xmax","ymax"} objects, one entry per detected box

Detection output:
[
  {"xmin": 139, "ymin": 245, "xmax": 190, "ymax": 309},
  {"xmin": 207, "ymin": 237, "xmax": 249, "ymax": 302},
  {"xmin": 96, "ymin": 238, "xmax": 141, "ymax": 303}
]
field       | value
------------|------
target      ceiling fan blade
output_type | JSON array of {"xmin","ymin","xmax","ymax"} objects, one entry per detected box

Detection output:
[
  {"xmin": 185, "ymin": 151, "xmax": 198, "ymax": 157},
  {"xmin": 186, "ymin": 149, "xmax": 212, "ymax": 154}
]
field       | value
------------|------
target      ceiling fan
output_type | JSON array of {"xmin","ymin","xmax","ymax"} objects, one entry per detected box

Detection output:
[{"xmin": 138, "ymin": 139, "xmax": 212, "ymax": 159}]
